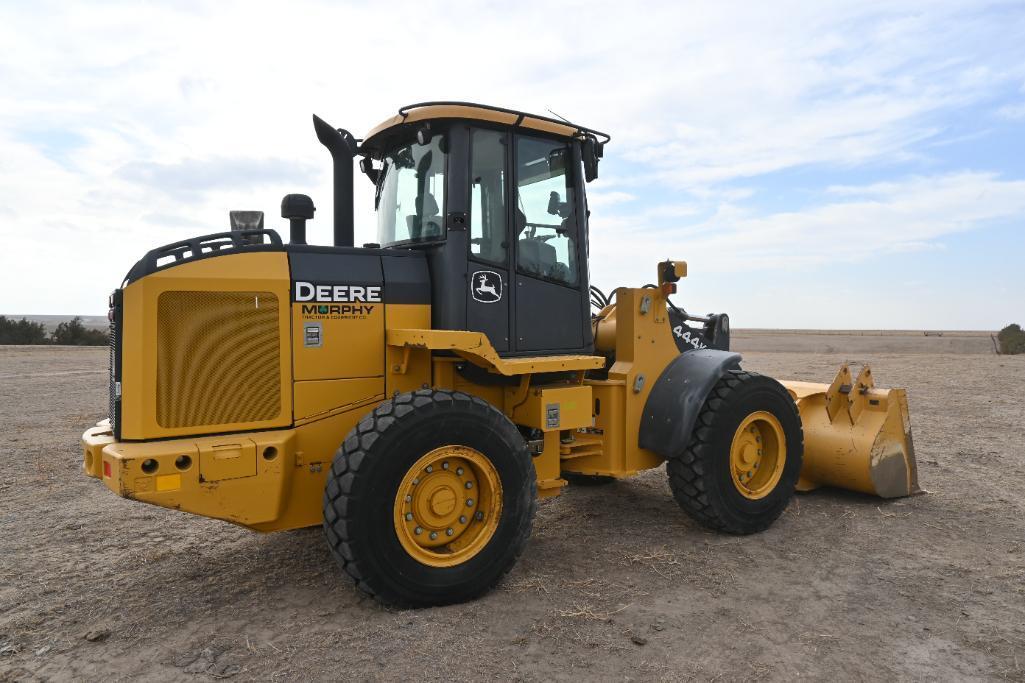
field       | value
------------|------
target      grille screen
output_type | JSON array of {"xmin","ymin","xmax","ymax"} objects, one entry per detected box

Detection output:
[
  {"xmin": 157, "ymin": 291, "xmax": 281, "ymax": 428},
  {"xmin": 108, "ymin": 312, "xmax": 117, "ymax": 434}
]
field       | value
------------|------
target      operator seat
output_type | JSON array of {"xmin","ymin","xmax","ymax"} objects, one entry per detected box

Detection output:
[
  {"xmin": 408, "ymin": 192, "xmax": 442, "ymax": 240},
  {"xmin": 515, "ymin": 207, "xmax": 557, "ymax": 277}
]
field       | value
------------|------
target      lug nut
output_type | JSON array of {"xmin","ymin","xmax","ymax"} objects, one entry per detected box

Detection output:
[
  {"xmin": 475, "ymin": 511, "xmax": 484, "ymax": 521},
  {"xmin": 459, "ymin": 515, "xmax": 467, "ymax": 524},
  {"xmin": 405, "ymin": 512, "xmax": 413, "ymax": 521},
  {"xmin": 465, "ymin": 482, "xmax": 473, "ymax": 489},
  {"xmin": 429, "ymin": 531, "xmax": 438, "ymax": 540},
  {"xmin": 412, "ymin": 478, "xmax": 419, "ymax": 485},
  {"xmin": 446, "ymin": 528, "xmax": 454, "ymax": 536},
  {"xmin": 442, "ymin": 462, "xmax": 449, "ymax": 470},
  {"xmin": 466, "ymin": 498, "xmax": 474, "ymax": 506},
  {"xmin": 414, "ymin": 526, "xmax": 422, "ymax": 535},
  {"xmin": 426, "ymin": 465, "xmax": 433, "ymax": 473},
  {"xmin": 456, "ymin": 467, "xmax": 464, "ymax": 475},
  {"xmin": 405, "ymin": 495, "xmax": 412, "ymax": 502}
]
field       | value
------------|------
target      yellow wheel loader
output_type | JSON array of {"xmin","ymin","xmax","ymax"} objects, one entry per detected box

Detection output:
[{"xmin": 81, "ymin": 102, "xmax": 920, "ymax": 606}]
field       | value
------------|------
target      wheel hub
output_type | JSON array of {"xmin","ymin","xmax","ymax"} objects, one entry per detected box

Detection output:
[
  {"xmin": 729, "ymin": 411, "xmax": 786, "ymax": 500},
  {"xmin": 394, "ymin": 445, "xmax": 501, "ymax": 567}
]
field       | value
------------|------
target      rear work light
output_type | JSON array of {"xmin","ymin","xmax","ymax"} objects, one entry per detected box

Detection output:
[{"xmin": 103, "ymin": 460, "xmax": 112, "ymax": 478}]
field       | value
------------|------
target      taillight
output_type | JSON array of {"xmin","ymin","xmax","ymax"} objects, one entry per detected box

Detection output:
[{"xmin": 103, "ymin": 460, "xmax": 112, "ymax": 478}]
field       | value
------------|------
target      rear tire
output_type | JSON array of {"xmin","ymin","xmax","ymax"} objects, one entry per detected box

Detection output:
[
  {"xmin": 322, "ymin": 389, "xmax": 536, "ymax": 607},
  {"xmin": 666, "ymin": 369, "xmax": 803, "ymax": 534}
]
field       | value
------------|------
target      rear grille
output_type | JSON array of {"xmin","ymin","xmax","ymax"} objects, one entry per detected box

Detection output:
[
  {"xmin": 108, "ymin": 289, "xmax": 122, "ymax": 439},
  {"xmin": 156, "ymin": 291, "xmax": 280, "ymax": 428}
]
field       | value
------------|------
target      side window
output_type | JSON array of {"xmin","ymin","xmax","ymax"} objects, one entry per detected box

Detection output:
[
  {"xmin": 376, "ymin": 137, "xmax": 447, "ymax": 246},
  {"xmin": 514, "ymin": 135, "xmax": 577, "ymax": 285},
  {"xmin": 469, "ymin": 129, "xmax": 507, "ymax": 264}
]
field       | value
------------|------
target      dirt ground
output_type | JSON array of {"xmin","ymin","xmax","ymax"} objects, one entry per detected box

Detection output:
[{"xmin": 1, "ymin": 343, "xmax": 1023, "ymax": 681}]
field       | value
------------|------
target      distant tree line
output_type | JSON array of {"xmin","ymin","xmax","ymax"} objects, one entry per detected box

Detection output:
[
  {"xmin": 998, "ymin": 324, "xmax": 1025, "ymax": 355},
  {"xmin": 0, "ymin": 316, "xmax": 109, "ymax": 346}
]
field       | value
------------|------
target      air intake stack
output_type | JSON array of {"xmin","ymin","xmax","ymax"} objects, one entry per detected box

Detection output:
[{"xmin": 281, "ymin": 194, "xmax": 315, "ymax": 245}]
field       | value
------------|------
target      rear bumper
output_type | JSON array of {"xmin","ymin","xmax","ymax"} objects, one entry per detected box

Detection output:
[{"xmin": 81, "ymin": 421, "xmax": 298, "ymax": 529}]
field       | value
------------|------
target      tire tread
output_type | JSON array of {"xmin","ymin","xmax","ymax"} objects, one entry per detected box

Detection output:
[{"xmin": 322, "ymin": 389, "xmax": 536, "ymax": 607}]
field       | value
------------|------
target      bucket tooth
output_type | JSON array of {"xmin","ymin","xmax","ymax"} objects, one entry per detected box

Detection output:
[{"xmin": 782, "ymin": 365, "xmax": 921, "ymax": 499}]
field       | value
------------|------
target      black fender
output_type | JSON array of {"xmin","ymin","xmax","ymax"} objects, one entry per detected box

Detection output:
[{"xmin": 638, "ymin": 349, "xmax": 742, "ymax": 459}]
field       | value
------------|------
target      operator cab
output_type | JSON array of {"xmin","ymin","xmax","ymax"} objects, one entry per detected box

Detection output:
[{"xmin": 360, "ymin": 103, "xmax": 607, "ymax": 357}]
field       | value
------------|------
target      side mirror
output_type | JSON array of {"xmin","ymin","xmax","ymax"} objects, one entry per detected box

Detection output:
[
  {"xmin": 547, "ymin": 191, "xmax": 561, "ymax": 215},
  {"xmin": 359, "ymin": 157, "xmax": 381, "ymax": 185},
  {"xmin": 582, "ymin": 136, "xmax": 601, "ymax": 182}
]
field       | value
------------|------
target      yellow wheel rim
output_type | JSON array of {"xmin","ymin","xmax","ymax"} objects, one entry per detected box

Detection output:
[
  {"xmin": 729, "ymin": 411, "xmax": 786, "ymax": 500},
  {"xmin": 393, "ymin": 445, "xmax": 502, "ymax": 568}
]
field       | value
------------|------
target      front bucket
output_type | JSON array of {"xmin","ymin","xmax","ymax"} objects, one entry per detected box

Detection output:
[{"xmin": 781, "ymin": 364, "xmax": 921, "ymax": 498}]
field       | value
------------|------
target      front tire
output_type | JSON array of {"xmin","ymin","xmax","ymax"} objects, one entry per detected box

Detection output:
[
  {"xmin": 323, "ymin": 389, "xmax": 536, "ymax": 607},
  {"xmin": 667, "ymin": 369, "xmax": 803, "ymax": 534}
]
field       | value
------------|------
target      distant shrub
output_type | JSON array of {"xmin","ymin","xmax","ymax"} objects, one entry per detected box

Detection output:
[
  {"xmin": 998, "ymin": 324, "xmax": 1025, "ymax": 355},
  {"xmin": 51, "ymin": 317, "xmax": 109, "ymax": 346},
  {"xmin": 0, "ymin": 316, "xmax": 49, "ymax": 344}
]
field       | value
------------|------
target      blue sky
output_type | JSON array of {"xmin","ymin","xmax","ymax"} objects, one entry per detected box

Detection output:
[{"xmin": 0, "ymin": 0, "xmax": 1023, "ymax": 329}]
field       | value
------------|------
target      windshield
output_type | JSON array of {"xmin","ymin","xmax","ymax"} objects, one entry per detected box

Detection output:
[{"xmin": 376, "ymin": 136, "xmax": 447, "ymax": 246}]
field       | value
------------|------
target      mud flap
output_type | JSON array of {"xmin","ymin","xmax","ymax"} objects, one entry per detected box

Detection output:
[{"xmin": 639, "ymin": 349, "xmax": 742, "ymax": 458}]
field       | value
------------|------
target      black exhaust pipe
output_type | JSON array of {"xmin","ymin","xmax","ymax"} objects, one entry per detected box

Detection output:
[{"xmin": 313, "ymin": 114, "xmax": 359, "ymax": 248}]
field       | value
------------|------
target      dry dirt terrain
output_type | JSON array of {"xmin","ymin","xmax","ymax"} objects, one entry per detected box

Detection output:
[{"xmin": 1, "ymin": 342, "xmax": 1023, "ymax": 681}]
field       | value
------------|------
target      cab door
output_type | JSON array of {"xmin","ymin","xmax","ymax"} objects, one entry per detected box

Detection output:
[
  {"xmin": 511, "ymin": 134, "xmax": 586, "ymax": 353},
  {"xmin": 465, "ymin": 128, "xmax": 511, "ymax": 352}
]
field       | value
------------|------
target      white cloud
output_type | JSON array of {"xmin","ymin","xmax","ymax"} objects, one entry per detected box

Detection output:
[
  {"xmin": 590, "ymin": 171, "xmax": 1025, "ymax": 289},
  {"xmin": 996, "ymin": 102, "xmax": 1025, "ymax": 120},
  {"xmin": 586, "ymin": 191, "xmax": 636, "ymax": 208}
]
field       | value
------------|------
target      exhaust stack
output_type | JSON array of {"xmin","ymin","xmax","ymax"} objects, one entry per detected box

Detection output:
[{"xmin": 313, "ymin": 114, "xmax": 359, "ymax": 248}]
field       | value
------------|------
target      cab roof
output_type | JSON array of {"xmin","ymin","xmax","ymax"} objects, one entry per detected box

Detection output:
[{"xmin": 361, "ymin": 101, "xmax": 610, "ymax": 156}]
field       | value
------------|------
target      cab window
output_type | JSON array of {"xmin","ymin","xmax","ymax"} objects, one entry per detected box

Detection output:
[
  {"xmin": 514, "ymin": 135, "xmax": 577, "ymax": 285},
  {"xmin": 376, "ymin": 136, "xmax": 446, "ymax": 246},
  {"xmin": 469, "ymin": 129, "xmax": 507, "ymax": 264}
]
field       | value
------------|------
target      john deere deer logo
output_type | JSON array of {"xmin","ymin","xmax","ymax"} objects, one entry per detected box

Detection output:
[{"xmin": 471, "ymin": 270, "xmax": 502, "ymax": 303}]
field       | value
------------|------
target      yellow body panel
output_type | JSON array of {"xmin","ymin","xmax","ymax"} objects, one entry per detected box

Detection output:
[
  {"xmin": 535, "ymin": 431, "xmax": 566, "ymax": 498},
  {"xmin": 83, "ymin": 392, "xmax": 380, "ymax": 530},
  {"xmin": 510, "ymin": 386, "xmax": 592, "ymax": 433},
  {"xmin": 84, "ymin": 424, "xmax": 297, "ymax": 527},
  {"xmin": 384, "ymin": 304, "xmax": 433, "ymax": 395},
  {"xmin": 566, "ymin": 287, "xmax": 681, "ymax": 476},
  {"xmin": 293, "ymin": 377, "xmax": 384, "ymax": 422},
  {"xmin": 387, "ymin": 328, "xmax": 604, "ymax": 376},
  {"xmin": 119, "ymin": 252, "xmax": 293, "ymax": 440},
  {"xmin": 291, "ymin": 301, "xmax": 383, "ymax": 381}
]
